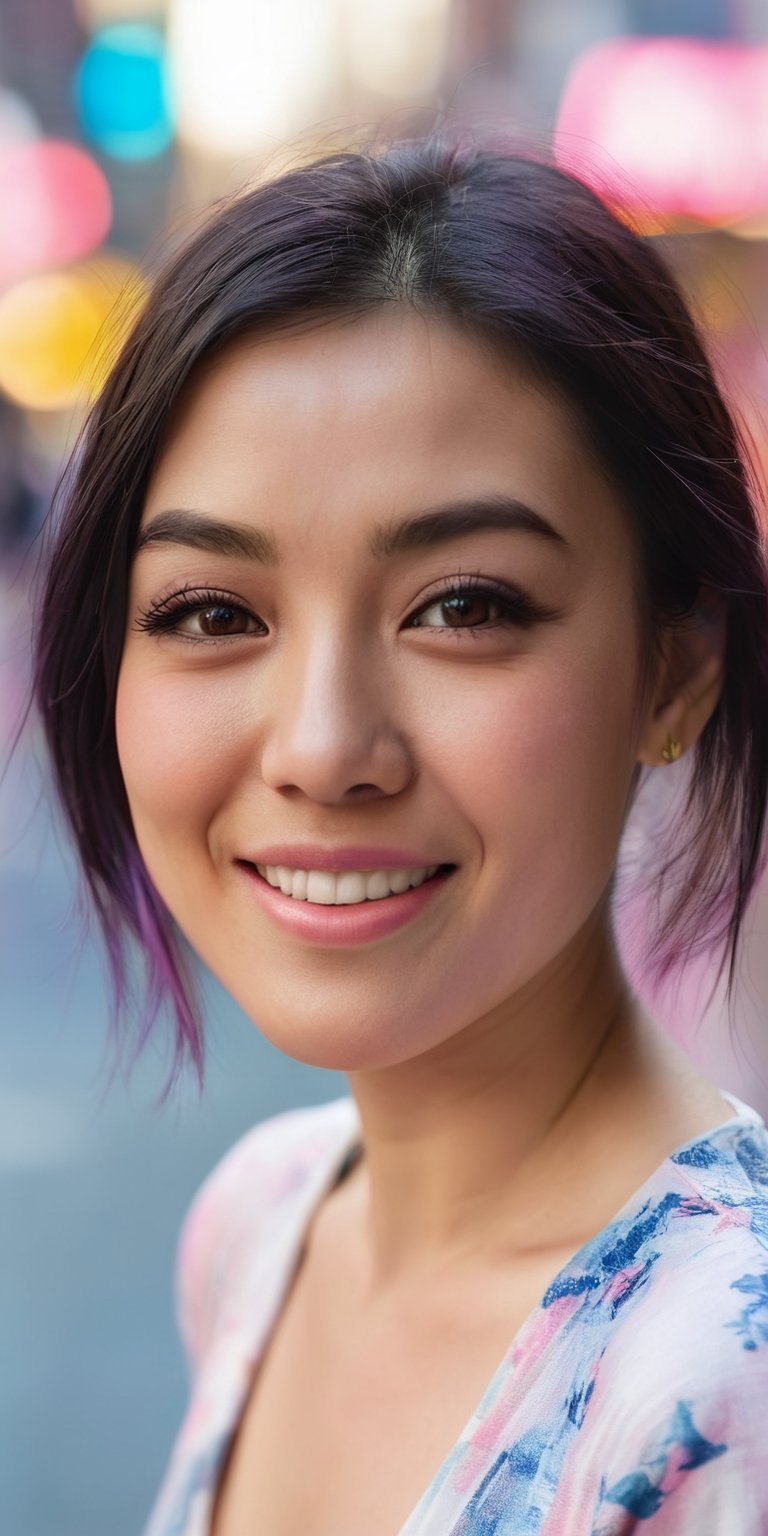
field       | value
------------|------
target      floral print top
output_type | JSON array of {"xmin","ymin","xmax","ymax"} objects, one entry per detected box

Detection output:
[{"xmin": 141, "ymin": 1087, "xmax": 768, "ymax": 1535}]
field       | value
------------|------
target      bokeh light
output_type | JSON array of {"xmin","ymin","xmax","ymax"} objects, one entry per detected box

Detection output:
[
  {"xmin": 167, "ymin": 0, "xmax": 336, "ymax": 155},
  {"xmin": 75, "ymin": 23, "xmax": 173, "ymax": 160},
  {"xmin": 555, "ymin": 39, "xmax": 768, "ymax": 231},
  {"xmin": 0, "ymin": 140, "xmax": 112, "ymax": 288},
  {"xmin": 0, "ymin": 255, "xmax": 145, "ymax": 412}
]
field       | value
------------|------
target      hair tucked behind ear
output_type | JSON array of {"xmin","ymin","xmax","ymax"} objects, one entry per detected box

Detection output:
[{"xmin": 30, "ymin": 125, "xmax": 768, "ymax": 1103}]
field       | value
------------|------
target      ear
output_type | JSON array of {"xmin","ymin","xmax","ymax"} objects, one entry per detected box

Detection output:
[{"xmin": 636, "ymin": 588, "xmax": 726, "ymax": 768}]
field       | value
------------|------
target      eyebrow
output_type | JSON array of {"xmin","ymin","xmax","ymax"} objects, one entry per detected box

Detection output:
[{"xmin": 133, "ymin": 495, "xmax": 568, "ymax": 564}]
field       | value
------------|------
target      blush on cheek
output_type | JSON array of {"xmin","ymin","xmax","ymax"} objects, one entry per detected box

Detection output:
[
  {"xmin": 461, "ymin": 664, "xmax": 637, "ymax": 925},
  {"xmin": 114, "ymin": 675, "xmax": 212, "ymax": 924},
  {"xmin": 115, "ymin": 669, "xmax": 239, "ymax": 825}
]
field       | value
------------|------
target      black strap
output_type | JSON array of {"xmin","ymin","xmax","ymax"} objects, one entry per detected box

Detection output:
[{"xmin": 333, "ymin": 1140, "xmax": 364, "ymax": 1187}]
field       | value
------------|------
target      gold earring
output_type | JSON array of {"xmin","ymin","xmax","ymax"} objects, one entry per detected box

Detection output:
[{"xmin": 661, "ymin": 733, "xmax": 682, "ymax": 764}]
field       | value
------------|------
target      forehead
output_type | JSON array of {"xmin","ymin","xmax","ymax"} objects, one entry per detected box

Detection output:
[{"xmin": 142, "ymin": 306, "xmax": 628, "ymax": 560}]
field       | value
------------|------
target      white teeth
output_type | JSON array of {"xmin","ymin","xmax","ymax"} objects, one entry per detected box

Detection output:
[
  {"xmin": 387, "ymin": 869, "xmax": 412, "ymax": 894},
  {"xmin": 335, "ymin": 871, "xmax": 368, "ymax": 904},
  {"xmin": 254, "ymin": 863, "xmax": 442, "ymax": 904},
  {"xmin": 306, "ymin": 870, "xmax": 337, "ymax": 905}
]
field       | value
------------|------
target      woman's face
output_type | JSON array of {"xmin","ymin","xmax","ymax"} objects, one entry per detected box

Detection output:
[{"xmin": 116, "ymin": 307, "xmax": 653, "ymax": 1069}]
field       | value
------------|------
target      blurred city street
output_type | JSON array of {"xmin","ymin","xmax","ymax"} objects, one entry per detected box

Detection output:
[{"xmin": 3, "ymin": 0, "xmax": 768, "ymax": 1532}]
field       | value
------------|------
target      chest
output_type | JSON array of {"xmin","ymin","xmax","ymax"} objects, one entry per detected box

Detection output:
[{"xmin": 208, "ymin": 1245, "xmax": 575, "ymax": 1536}]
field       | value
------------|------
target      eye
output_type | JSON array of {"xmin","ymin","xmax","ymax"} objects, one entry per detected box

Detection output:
[
  {"xmin": 134, "ymin": 587, "xmax": 265, "ymax": 642},
  {"xmin": 184, "ymin": 602, "xmax": 259, "ymax": 638},
  {"xmin": 406, "ymin": 575, "xmax": 547, "ymax": 634}
]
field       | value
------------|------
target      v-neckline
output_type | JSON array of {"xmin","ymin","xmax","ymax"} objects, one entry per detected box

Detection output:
[{"xmin": 204, "ymin": 1088, "xmax": 762, "ymax": 1536}]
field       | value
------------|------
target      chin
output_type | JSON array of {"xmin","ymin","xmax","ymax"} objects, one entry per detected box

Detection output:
[{"xmin": 235, "ymin": 992, "xmax": 444, "ymax": 1074}]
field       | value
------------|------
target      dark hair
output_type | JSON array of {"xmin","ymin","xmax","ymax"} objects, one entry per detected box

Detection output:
[{"xmin": 31, "ymin": 129, "xmax": 768, "ymax": 1103}]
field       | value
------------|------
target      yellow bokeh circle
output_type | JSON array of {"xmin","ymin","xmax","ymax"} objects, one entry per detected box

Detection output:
[{"xmin": 0, "ymin": 254, "xmax": 146, "ymax": 411}]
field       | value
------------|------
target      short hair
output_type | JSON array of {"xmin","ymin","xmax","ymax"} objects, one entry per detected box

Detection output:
[{"xmin": 31, "ymin": 130, "xmax": 768, "ymax": 1103}]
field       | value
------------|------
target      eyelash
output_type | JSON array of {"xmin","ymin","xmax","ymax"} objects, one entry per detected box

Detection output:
[{"xmin": 133, "ymin": 572, "xmax": 552, "ymax": 646}]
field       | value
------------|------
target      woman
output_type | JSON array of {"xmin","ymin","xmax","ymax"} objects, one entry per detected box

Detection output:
[{"xmin": 33, "ymin": 133, "xmax": 768, "ymax": 1533}]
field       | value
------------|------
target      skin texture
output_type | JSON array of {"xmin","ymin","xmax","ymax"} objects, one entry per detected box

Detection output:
[{"xmin": 116, "ymin": 305, "xmax": 729, "ymax": 1287}]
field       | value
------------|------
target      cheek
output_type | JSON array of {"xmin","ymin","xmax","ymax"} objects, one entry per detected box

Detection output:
[
  {"xmin": 424, "ymin": 629, "xmax": 640, "ymax": 906},
  {"xmin": 114, "ymin": 662, "xmax": 239, "ymax": 869}
]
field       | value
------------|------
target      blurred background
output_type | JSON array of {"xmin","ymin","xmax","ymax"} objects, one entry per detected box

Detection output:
[{"xmin": 2, "ymin": 1, "xmax": 768, "ymax": 1532}]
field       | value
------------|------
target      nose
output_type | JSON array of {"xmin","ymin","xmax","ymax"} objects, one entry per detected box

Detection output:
[{"xmin": 258, "ymin": 625, "xmax": 415, "ymax": 805}]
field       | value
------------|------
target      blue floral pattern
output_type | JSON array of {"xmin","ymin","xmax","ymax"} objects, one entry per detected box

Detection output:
[{"xmin": 141, "ymin": 1089, "xmax": 768, "ymax": 1536}]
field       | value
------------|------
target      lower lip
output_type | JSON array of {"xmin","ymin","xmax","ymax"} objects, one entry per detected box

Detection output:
[{"xmin": 237, "ymin": 864, "xmax": 456, "ymax": 946}]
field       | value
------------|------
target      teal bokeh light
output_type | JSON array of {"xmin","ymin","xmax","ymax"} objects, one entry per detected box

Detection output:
[{"xmin": 74, "ymin": 23, "xmax": 173, "ymax": 161}]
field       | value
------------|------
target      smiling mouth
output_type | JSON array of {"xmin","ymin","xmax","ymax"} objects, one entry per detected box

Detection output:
[{"xmin": 240, "ymin": 861, "xmax": 457, "ymax": 905}]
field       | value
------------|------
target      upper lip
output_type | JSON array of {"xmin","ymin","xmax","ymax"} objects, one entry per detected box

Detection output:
[{"xmin": 241, "ymin": 844, "xmax": 452, "ymax": 872}]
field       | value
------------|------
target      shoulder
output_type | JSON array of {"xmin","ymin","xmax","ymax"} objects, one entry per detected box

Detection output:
[
  {"xmin": 582, "ymin": 1116, "xmax": 768, "ymax": 1529},
  {"xmin": 669, "ymin": 1106, "xmax": 768, "ymax": 1214},
  {"xmin": 592, "ymin": 1110, "xmax": 768, "ymax": 1382},
  {"xmin": 174, "ymin": 1094, "xmax": 357, "ymax": 1376}
]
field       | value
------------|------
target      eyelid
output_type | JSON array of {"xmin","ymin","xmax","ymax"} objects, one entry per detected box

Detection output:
[{"xmin": 136, "ymin": 580, "xmax": 245, "ymax": 615}]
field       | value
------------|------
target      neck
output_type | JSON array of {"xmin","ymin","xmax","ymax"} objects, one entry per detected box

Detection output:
[{"xmin": 338, "ymin": 909, "xmax": 717, "ymax": 1294}]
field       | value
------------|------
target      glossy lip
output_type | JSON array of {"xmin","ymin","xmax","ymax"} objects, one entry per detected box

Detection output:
[
  {"xmin": 237, "ymin": 861, "xmax": 456, "ymax": 946},
  {"xmin": 242, "ymin": 843, "xmax": 454, "ymax": 873}
]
